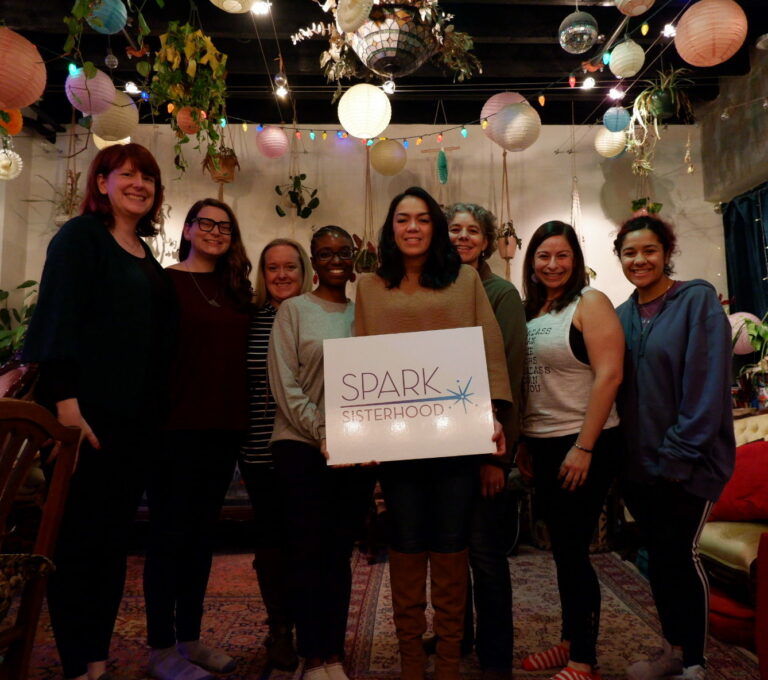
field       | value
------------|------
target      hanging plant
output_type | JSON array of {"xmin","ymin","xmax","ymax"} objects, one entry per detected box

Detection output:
[
  {"xmin": 203, "ymin": 145, "xmax": 240, "ymax": 184},
  {"xmin": 149, "ymin": 22, "xmax": 228, "ymax": 171},
  {"xmin": 630, "ymin": 68, "xmax": 694, "ymax": 141},
  {"xmin": 275, "ymin": 174, "xmax": 320, "ymax": 219},
  {"xmin": 631, "ymin": 197, "xmax": 663, "ymax": 216},
  {"xmin": 352, "ymin": 234, "xmax": 378, "ymax": 273},
  {"xmin": 496, "ymin": 221, "xmax": 522, "ymax": 260},
  {"xmin": 23, "ymin": 170, "xmax": 84, "ymax": 228}
]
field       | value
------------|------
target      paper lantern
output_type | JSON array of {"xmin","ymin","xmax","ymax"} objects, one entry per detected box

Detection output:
[
  {"xmin": 730, "ymin": 312, "xmax": 761, "ymax": 355},
  {"xmin": 370, "ymin": 139, "xmax": 407, "ymax": 175},
  {"xmin": 603, "ymin": 106, "xmax": 630, "ymax": 132},
  {"xmin": 490, "ymin": 102, "xmax": 541, "ymax": 152},
  {"xmin": 86, "ymin": 0, "xmax": 128, "ymax": 35},
  {"xmin": 65, "ymin": 68, "xmax": 117, "ymax": 115},
  {"xmin": 337, "ymin": 83, "xmax": 391, "ymax": 139},
  {"xmin": 594, "ymin": 128, "xmax": 627, "ymax": 157},
  {"xmin": 480, "ymin": 92, "xmax": 526, "ymax": 143},
  {"xmin": 0, "ymin": 149, "xmax": 23, "ymax": 181},
  {"xmin": 92, "ymin": 91, "xmax": 138, "ymax": 141},
  {"xmin": 176, "ymin": 106, "xmax": 206, "ymax": 135},
  {"xmin": 256, "ymin": 125, "xmax": 289, "ymax": 159},
  {"xmin": 337, "ymin": 0, "xmax": 374, "ymax": 33},
  {"xmin": 0, "ymin": 109, "xmax": 23, "ymax": 136},
  {"xmin": 0, "ymin": 28, "xmax": 47, "ymax": 109},
  {"xmin": 92, "ymin": 133, "xmax": 131, "ymax": 150},
  {"xmin": 609, "ymin": 39, "xmax": 645, "ymax": 78},
  {"xmin": 616, "ymin": 0, "xmax": 655, "ymax": 16},
  {"xmin": 209, "ymin": 0, "xmax": 256, "ymax": 12},
  {"xmin": 675, "ymin": 0, "xmax": 747, "ymax": 68},
  {"xmin": 558, "ymin": 11, "xmax": 599, "ymax": 55}
]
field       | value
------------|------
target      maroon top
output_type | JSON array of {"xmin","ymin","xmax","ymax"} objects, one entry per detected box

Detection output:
[{"xmin": 165, "ymin": 268, "xmax": 249, "ymax": 431}]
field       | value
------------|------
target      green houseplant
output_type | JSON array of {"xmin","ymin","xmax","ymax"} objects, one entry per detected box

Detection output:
[
  {"xmin": 0, "ymin": 280, "xmax": 37, "ymax": 366},
  {"xmin": 631, "ymin": 68, "xmax": 694, "ymax": 133},
  {"xmin": 496, "ymin": 220, "xmax": 522, "ymax": 260},
  {"xmin": 275, "ymin": 174, "xmax": 320, "ymax": 219},
  {"xmin": 149, "ymin": 21, "xmax": 229, "ymax": 171}
]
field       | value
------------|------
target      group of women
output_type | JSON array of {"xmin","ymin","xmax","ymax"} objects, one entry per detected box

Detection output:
[{"xmin": 22, "ymin": 142, "xmax": 734, "ymax": 680}]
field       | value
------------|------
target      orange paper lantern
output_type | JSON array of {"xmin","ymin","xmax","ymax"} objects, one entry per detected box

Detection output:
[
  {"xmin": 0, "ymin": 27, "xmax": 47, "ymax": 109},
  {"xmin": 0, "ymin": 109, "xmax": 23, "ymax": 135},
  {"xmin": 176, "ymin": 106, "xmax": 206, "ymax": 135},
  {"xmin": 675, "ymin": 0, "xmax": 747, "ymax": 68}
]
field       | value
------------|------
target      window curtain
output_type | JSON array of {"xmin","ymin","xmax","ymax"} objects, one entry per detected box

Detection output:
[{"xmin": 723, "ymin": 180, "xmax": 768, "ymax": 318}]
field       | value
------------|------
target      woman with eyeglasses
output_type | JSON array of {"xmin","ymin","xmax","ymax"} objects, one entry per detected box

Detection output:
[
  {"xmin": 268, "ymin": 226, "xmax": 375, "ymax": 680},
  {"xmin": 23, "ymin": 143, "xmax": 173, "ymax": 680},
  {"xmin": 238, "ymin": 238, "xmax": 313, "ymax": 671},
  {"xmin": 143, "ymin": 198, "xmax": 253, "ymax": 680},
  {"xmin": 354, "ymin": 187, "xmax": 512, "ymax": 680}
]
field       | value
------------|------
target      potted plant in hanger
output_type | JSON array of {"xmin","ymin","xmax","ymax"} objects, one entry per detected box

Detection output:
[
  {"xmin": 203, "ymin": 144, "xmax": 240, "ymax": 184},
  {"xmin": 275, "ymin": 173, "xmax": 320, "ymax": 219},
  {"xmin": 496, "ymin": 219, "xmax": 522, "ymax": 260},
  {"xmin": 631, "ymin": 67, "xmax": 694, "ymax": 133}
]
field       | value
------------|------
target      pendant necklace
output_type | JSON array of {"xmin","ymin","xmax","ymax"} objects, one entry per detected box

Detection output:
[{"xmin": 183, "ymin": 261, "xmax": 221, "ymax": 307}]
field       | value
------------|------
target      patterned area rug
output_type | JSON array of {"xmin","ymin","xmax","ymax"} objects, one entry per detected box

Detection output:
[{"xmin": 29, "ymin": 546, "xmax": 758, "ymax": 679}]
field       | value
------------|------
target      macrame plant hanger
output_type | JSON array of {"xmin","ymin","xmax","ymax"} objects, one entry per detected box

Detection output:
[{"xmin": 498, "ymin": 150, "xmax": 516, "ymax": 281}]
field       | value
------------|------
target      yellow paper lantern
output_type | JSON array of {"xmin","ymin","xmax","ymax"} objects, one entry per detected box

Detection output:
[
  {"xmin": 92, "ymin": 134, "xmax": 131, "ymax": 150},
  {"xmin": 370, "ymin": 139, "xmax": 407, "ymax": 175},
  {"xmin": 92, "ymin": 91, "xmax": 138, "ymax": 141},
  {"xmin": 490, "ymin": 102, "xmax": 541, "ymax": 152},
  {"xmin": 675, "ymin": 0, "xmax": 747, "ymax": 68},
  {"xmin": 0, "ymin": 28, "xmax": 47, "ymax": 109},
  {"xmin": 594, "ymin": 128, "xmax": 627, "ymax": 158},
  {"xmin": 337, "ymin": 83, "xmax": 391, "ymax": 139},
  {"xmin": 609, "ymin": 39, "xmax": 645, "ymax": 78}
]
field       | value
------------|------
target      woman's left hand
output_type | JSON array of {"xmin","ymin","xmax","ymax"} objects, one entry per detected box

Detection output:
[
  {"xmin": 492, "ymin": 417, "xmax": 506, "ymax": 456},
  {"xmin": 558, "ymin": 447, "xmax": 592, "ymax": 491}
]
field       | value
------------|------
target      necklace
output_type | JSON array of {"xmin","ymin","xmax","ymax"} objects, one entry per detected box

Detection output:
[
  {"xmin": 112, "ymin": 230, "xmax": 144, "ymax": 257},
  {"xmin": 640, "ymin": 279, "xmax": 674, "ymax": 305},
  {"xmin": 183, "ymin": 261, "xmax": 221, "ymax": 307}
]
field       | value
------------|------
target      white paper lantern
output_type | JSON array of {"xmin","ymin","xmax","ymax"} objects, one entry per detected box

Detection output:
[
  {"xmin": 675, "ymin": 0, "xmax": 747, "ymax": 68},
  {"xmin": 337, "ymin": 83, "xmax": 391, "ymax": 139},
  {"xmin": 256, "ymin": 125, "xmax": 289, "ymax": 159},
  {"xmin": 594, "ymin": 128, "xmax": 627, "ymax": 157},
  {"xmin": 616, "ymin": 0, "xmax": 656, "ymax": 17},
  {"xmin": 490, "ymin": 102, "xmax": 541, "ymax": 152},
  {"xmin": 336, "ymin": 0, "xmax": 374, "ymax": 33},
  {"xmin": 92, "ymin": 91, "xmax": 138, "ymax": 141},
  {"xmin": 480, "ymin": 92, "xmax": 525, "ymax": 143},
  {"xmin": 730, "ymin": 312, "xmax": 761, "ymax": 355},
  {"xmin": 92, "ymin": 133, "xmax": 131, "ymax": 150},
  {"xmin": 370, "ymin": 139, "xmax": 407, "ymax": 175},
  {"xmin": 609, "ymin": 39, "xmax": 645, "ymax": 78},
  {"xmin": 0, "ymin": 149, "xmax": 23, "ymax": 180},
  {"xmin": 209, "ymin": 0, "xmax": 255, "ymax": 12},
  {"xmin": 65, "ymin": 68, "xmax": 117, "ymax": 115}
]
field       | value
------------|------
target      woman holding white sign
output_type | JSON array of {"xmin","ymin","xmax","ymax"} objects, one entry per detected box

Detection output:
[
  {"xmin": 268, "ymin": 226, "xmax": 374, "ymax": 680},
  {"xmin": 354, "ymin": 187, "xmax": 512, "ymax": 680},
  {"xmin": 519, "ymin": 221, "xmax": 624, "ymax": 680}
]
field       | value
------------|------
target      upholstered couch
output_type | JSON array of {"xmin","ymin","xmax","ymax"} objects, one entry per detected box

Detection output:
[{"xmin": 699, "ymin": 412, "xmax": 768, "ymax": 677}]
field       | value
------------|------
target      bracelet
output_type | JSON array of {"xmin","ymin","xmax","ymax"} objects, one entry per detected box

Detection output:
[{"xmin": 573, "ymin": 442, "xmax": 593, "ymax": 453}]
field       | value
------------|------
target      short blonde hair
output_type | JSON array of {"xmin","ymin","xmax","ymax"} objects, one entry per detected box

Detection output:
[{"xmin": 253, "ymin": 238, "xmax": 313, "ymax": 308}]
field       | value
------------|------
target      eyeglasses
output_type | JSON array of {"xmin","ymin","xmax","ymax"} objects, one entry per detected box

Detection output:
[
  {"xmin": 314, "ymin": 247, "xmax": 356, "ymax": 262},
  {"xmin": 192, "ymin": 217, "xmax": 233, "ymax": 235}
]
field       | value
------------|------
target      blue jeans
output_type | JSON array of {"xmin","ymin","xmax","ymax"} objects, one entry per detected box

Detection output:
[{"xmin": 380, "ymin": 456, "xmax": 478, "ymax": 554}]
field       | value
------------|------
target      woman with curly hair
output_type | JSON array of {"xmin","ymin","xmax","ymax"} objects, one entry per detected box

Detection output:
[{"xmin": 144, "ymin": 198, "xmax": 254, "ymax": 680}]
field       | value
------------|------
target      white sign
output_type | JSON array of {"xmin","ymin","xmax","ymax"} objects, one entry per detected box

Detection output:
[{"xmin": 323, "ymin": 326, "xmax": 495, "ymax": 465}]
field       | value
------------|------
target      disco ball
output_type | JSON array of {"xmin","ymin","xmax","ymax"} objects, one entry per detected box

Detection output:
[{"xmin": 558, "ymin": 11, "xmax": 599, "ymax": 55}]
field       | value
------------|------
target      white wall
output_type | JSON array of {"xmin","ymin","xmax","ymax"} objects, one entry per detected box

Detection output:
[{"xmin": 2, "ymin": 121, "xmax": 727, "ymax": 307}]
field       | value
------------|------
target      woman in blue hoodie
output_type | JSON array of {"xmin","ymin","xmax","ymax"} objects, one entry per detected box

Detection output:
[{"xmin": 614, "ymin": 215, "xmax": 735, "ymax": 680}]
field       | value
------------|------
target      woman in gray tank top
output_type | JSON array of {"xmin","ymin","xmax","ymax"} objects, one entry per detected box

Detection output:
[{"xmin": 518, "ymin": 221, "xmax": 624, "ymax": 680}]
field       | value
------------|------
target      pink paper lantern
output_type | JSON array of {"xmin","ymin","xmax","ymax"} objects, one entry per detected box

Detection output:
[
  {"xmin": 730, "ymin": 312, "xmax": 761, "ymax": 355},
  {"xmin": 675, "ymin": 0, "xmax": 747, "ymax": 68},
  {"xmin": 65, "ymin": 68, "xmax": 117, "ymax": 115},
  {"xmin": 0, "ymin": 27, "xmax": 47, "ymax": 109},
  {"xmin": 256, "ymin": 126, "xmax": 289, "ymax": 159},
  {"xmin": 480, "ymin": 92, "xmax": 526, "ymax": 143}
]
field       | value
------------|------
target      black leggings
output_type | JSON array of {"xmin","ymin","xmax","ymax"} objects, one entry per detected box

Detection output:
[
  {"xmin": 526, "ymin": 427, "xmax": 619, "ymax": 666},
  {"xmin": 622, "ymin": 480, "xmax": 712, "ymax": 668},
  {"xmin": 143, "ymin": 429, "xmax": 240, "ymax": 649}
]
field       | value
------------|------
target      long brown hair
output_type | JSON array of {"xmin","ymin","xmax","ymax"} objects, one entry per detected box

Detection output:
[
  {"xmin": 81, "ymin": 143, "xmax": 164, "ymax": 237},
  {"xmin": 180, "ymin": 198, "xmax": 253, "ymax": 309}
]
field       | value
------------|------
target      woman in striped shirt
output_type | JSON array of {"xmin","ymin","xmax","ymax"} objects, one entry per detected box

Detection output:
[{"xmin": 239, "ymin": 238, "xmax": 312, "ymax": 670}]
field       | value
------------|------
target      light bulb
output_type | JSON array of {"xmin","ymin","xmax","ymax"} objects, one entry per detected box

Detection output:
[
  {"xmin": 309, "ymin": 130, "xmax": 316, "ymax": 140},
  {"xmin": 581, "ymin": 76, "xmax": 596, "ymax": 90},
  {"xmin": 251, "ymin": 0, "xmax": 271, "ymax": 15},
  {"xmin": 641, "ymin": 23, "xmax": 649, "ymax": 36},
  {"xmin": 275, "ymin": 85, "xmax": 289, "ymax": 98},
  {"xmin": 382, "ymin": 79, "xmax": 396, "ymax": 95},
  {"xmin": 274, "ymin": 72, "xmax": 288, "ymax": 88},
  {"xmin": 124, "ymin": 81, "xmax": 140, "ymax": 95},
  {"xmin": 609, "ymin": 88, "xmax": 625, "ymax": 100},
  {"xmin": 461, "ymin": 127, "xmax": 468, "ymax": 138},
  {"xmin": 662, "ymin": 24, "xmax": 676, "ymax": 38}
]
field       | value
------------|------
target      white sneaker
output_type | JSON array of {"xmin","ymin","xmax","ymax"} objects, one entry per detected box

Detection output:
[
  {"xmin": 627, "ymin": 640, "xmax": 683, "ymax": 680},
  {"xmin": 670, "ymin": 666, "xmax": 706, "ymax": 680},
  {"xmin": 303, "ymin": 665, "xmax": 331, "ymax": 680},
  {"xmin": 324, "ymin": 662, "xmax": 350, "ymax": 680}
]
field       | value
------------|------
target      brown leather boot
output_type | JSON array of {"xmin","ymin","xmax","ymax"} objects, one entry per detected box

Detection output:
[
  {"xmin": 429, "ymin": 549, "xmax": 470, "ymax": 680},
  {"xmin": 389, "ymin": 550, "xmax": 428, "ymax": 680}
]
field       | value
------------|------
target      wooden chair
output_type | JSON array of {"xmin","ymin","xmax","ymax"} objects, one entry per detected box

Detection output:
[{"xmin": 0, "ymin": 398, "xmax": 79, "ymax": 680}]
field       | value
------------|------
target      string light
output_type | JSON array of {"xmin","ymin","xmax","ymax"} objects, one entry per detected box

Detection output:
[
  {"xmin": 537, "ymin": 94, "xmax": 546, "ymax": 107},
  {"xmin": 242, "ymin": 122, "xmax": 248, "ymax": 131},
  {"xmin": 68, "ymin": 63, "xmax": 79, "ymax": 77},
  {"xmin": 322, "ymin": 131, "xmax": 328, "ymax": 140},
  {"xmin": 257, "ymin": 123, "xmax": 264, "ymax": 131},
  {"xmin": 403, "ymin": 139, "xmax": 409, "ymax": 148},
  {"xmin": 460, "ymin": 127, "xmax": 468, "ymax": 138},
  {"xmin": 602, "ymin": 51, "xmax": 611, "ymax": 65},
  {"xmin": 581, "ymin": 76, "xmax": 596, "ymax": 90},
  {"xmin": 436, "ymin": 133, "xmax": 443, "ymax": 143},
  {"xmin": 609, "ymin": 88, "xmax": 625, "ymax": 100},
  {"xmin": 641, "ymin": 22, "xmax": 649, "ymax": 36},
  {"xmin": 251, "ymin": 0, "xmax": 271, "ymax": 15},
  {"xmin": 309, "ymin": 130, "xmax": 316, "ymax": 140},
  {"xmin": 337, "ymin": 130, "xmax": 344, "ymax": 138},
  {"xmin": 124, "ymin": 81, "xmax": 140, "ymax": 95},
  {"xmin": 167, "ymin": 103, "xmax": 175, "ymax": 114},
  {"xmin": 382, "ymin": 79, "xmax": 396, "ymax": 95},
  {"xmin": 295, "ymin": 130, "xmax": 302, "ymax": 138},
  {"xmin": 220, "ymin": 118, "xmax": 227, "ymax": 127},
  {"xmin": 366, "ymin": 138, "xmax": 374, "ymax": 146},
  {"xmin": 569, "ymin": 74, "xmax": 577, "ymax": 88},
  {"xmin": 140, "ymin": 91, "xmax": 150, "ymax": 101},
  {"xmin": 416, "ymin": 137, "xmax": 423, "ymax": 145},
  {"xmin": 662, "ymin": 24, "xmax": 676, "ymax": 38},
  {"xmin": 342, "ymin": 131, "xmax": 348, "ymax": 138},
  {"xmin": 481, "ymin": 119, "xmax": 488, "ymax": 129},
  {"xmin": 275, "ymin": 85, "xmax": 288, "ymax": 98}
]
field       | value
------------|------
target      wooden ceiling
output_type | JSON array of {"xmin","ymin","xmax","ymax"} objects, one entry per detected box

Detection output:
[{"xmin": 4, "ymin": 0, "xmax": 766, "ymax": 140}]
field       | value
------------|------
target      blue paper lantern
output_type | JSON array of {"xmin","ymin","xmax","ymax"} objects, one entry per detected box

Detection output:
[
  {"xmin": 603, "ymin": 106, "xmax": 631, "ymax": 132},
  {"xmin": 86, "ymin": 0, "xmax": 128, "ymax": 35}
]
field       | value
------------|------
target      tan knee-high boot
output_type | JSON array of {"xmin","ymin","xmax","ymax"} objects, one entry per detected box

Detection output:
[
  {"xmin": 429, "ymin": 549, "xmax": 469, "ymax": 680},
  {"xmin": 389, "ymin": 550, "xmax": 428, "ymax": 680}
]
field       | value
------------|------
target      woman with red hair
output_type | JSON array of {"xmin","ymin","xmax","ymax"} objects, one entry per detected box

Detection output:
[{"xmin": 24, "ymin": 143, "xmax": 174, "ymax": 680}]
